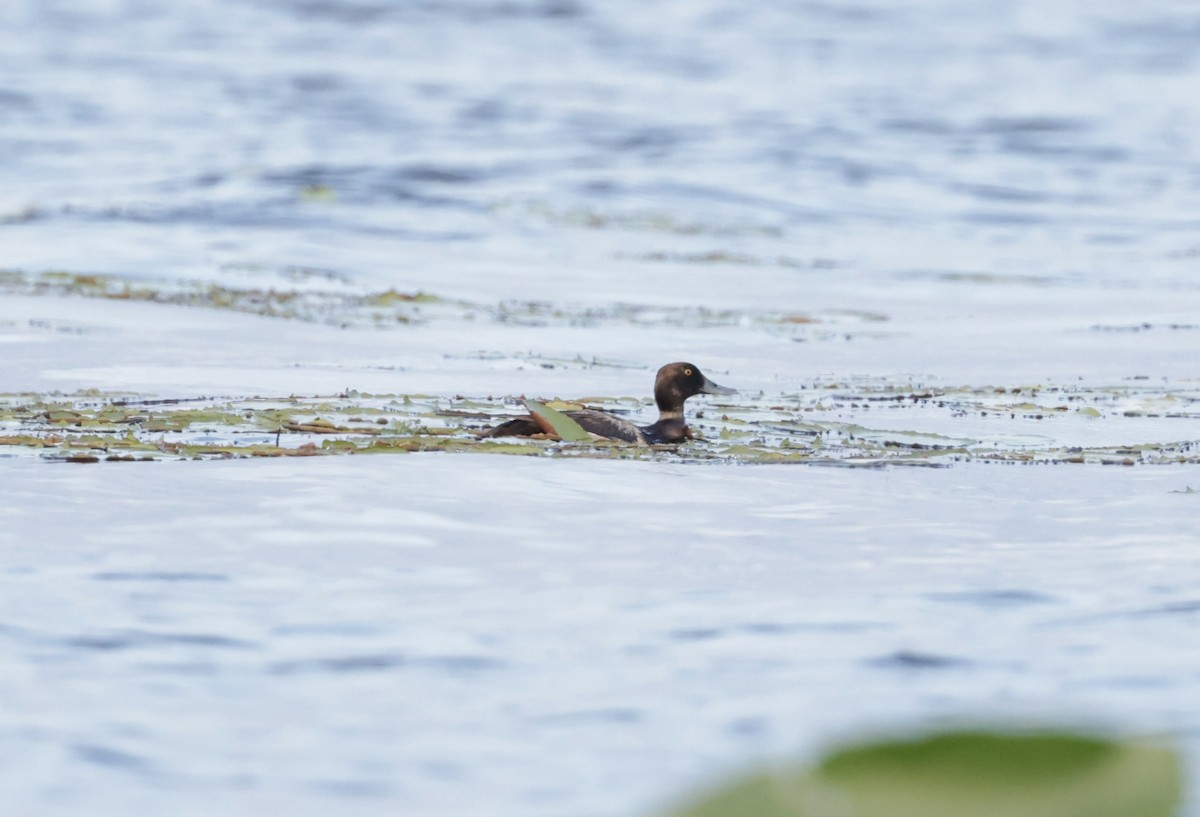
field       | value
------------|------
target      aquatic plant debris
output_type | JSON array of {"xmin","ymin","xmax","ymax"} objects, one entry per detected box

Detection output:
[
  {"xmin": 0, "ymin": 268, "xmax": 882, "ymax": 337},
  {"xmin": 0, "ymin": 381, "xmax": 1197, "ymax": 465},
  {"xmin": 523, "ymin": 399, "xmax": 592, "ymax": 442}
]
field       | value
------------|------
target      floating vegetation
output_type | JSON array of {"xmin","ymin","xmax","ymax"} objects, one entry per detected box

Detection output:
[
  {"xmin": 0, "ymin": 268, "xmax": 877, "ymax": 338},
  {"xmin": 523, "ymin": 399, "xmax": 592, "ymax": 442},
  {"xmin": 901, "ymin": 269, "xmax": 1060, "ymax": 287},
  {"xmin": 618, "ymin": 250, "xmax": 840, "ymax": 270},
  {"xmin": 1089, "ymin": 322, "xmax": 1200, "ymax": 333},
  {"xmin": 2, "ymin": 269, "xmax": 439, "ymax": 326},
  {"xmin": 509, "ymin": 200, "xmax": 783, "ymax": 237},
  {"xmin": 1, "ymin": 381, "xmax": 1197, "ymax": 465}
]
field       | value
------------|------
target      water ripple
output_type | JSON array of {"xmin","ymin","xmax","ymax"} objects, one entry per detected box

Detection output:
[
  {"xmin": 64, "ymin": 631, "xmax": 256, "ymax": 651},
  {"xmin": 869, "ymin": 650, "xmax": 972, "ymax": 670},
  {"xmin": 92, "ymin": 571, "xmax": 229, "ymax": 583},
  {"xmin": 269, "ymin": 653, "xmax": 505, "ymax": 675},
  {"xmin": 73, "ymin": 743, "xmax": 156, "ymax": 774}
]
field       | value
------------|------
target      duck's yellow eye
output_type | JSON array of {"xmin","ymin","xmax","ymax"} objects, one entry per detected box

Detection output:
[{"xmin": 684, "ymin": 368, "xmax": 693, "ymax": 376}]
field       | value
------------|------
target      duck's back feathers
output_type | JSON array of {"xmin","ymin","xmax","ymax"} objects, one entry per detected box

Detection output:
[
  {"xmin": 563, "ymin": 410, "xmax": 644, "ymax": 443},
  {"xmin": 481, "ymin": 416, "xmax": 543, "ymax": 438},
  {"xmin": 483, "ymin": 409, "xmax": 645, "ymax": 442}
]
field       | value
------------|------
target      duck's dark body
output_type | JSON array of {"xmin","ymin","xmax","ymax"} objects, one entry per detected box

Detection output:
[
  {"xmin": 484, "ymin": 410, "xmax": 683, "ymax": 444},
  {"xmin": 483, "ymin": 362, "xmax": 734, "ymax": 444}
]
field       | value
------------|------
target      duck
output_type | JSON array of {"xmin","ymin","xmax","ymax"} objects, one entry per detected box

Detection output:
[{"xmin": 483, "ymin": 362, "xmax": 735, "ymax": 444}]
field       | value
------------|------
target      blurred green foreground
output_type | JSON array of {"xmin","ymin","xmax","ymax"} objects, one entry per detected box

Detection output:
[{"xmin": 662, "ymin": 730, "xmax": 1182, "ymax": 817}]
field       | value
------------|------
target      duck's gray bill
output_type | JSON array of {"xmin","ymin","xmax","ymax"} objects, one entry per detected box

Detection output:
[{"xmin": 699, "ymin": 377, "xmax": 736, "ymax": 396}]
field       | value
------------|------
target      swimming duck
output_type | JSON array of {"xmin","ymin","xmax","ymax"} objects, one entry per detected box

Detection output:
[{"xmin": 483, "ymin": 362, "xmax": 735, "ymax": 444}]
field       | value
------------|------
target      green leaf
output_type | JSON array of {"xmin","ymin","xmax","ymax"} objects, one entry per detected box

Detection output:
[
  {"xmin": 665, "ymin": 730, "xmax": 1181, "ymax": 817},
  {"xmin": 320, "ymin": 439, "xmax": 358, "ymax": 451},
  {"xmin": 524, "ymin": 399, "xmax": 591, "ymax": 442}
]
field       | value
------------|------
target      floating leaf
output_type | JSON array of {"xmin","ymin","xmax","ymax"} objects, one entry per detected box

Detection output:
[
  {"xmin": 523, "ymin": 399, "xmax": 591, "ymax": 442},
  {"xmin": 0, "ymin": 435, "xmax": 46, "ymax": 447},
  {"xmin": 320, "ymin": 439, "xmax": 358, "ymax": 451},
  {"xmin": 284, "ymin": 419, "xmax": 349, "ymax": 434}
]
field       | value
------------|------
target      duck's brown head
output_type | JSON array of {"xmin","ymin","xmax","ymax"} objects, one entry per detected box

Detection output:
[{"xmin": 652, "ymin": 362, "xmax": 736, "ymax": 416}]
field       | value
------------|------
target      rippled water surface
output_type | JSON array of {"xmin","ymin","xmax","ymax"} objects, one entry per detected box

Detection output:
[
  {"xmin": 6, "ymin": 458, "xmax": 1200, "ymax": 817},
  {"xmin": 3, "ymin": 0, "xmax": 1200, "ymax": 815}
]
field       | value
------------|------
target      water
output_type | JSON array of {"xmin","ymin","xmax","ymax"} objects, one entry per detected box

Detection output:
[
  {"xmin": 2, "ymin": 0, "xmax": 1200, "ymax": 814},
  {"xmin": 4, "ymin": 1, "xmax": 1198, "ymax": 299},
  {"xmin": 4, "ymin": 458, "xmax": 1199, "ymax": 816}
]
